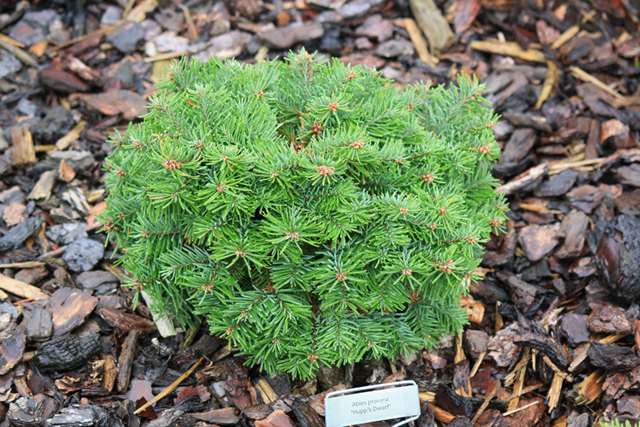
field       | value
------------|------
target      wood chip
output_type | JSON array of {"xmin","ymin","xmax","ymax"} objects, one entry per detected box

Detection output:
[
  {"xmin": 0, "ymin": 332, "xmax": 26, "ymax": 375},
  {"xmin": 27, "ymin": 170, "xmax": 57, "ymax": 201},
  {"xmin": 192, "ymin": 407, "xmax": 241, "ymax": 424},
  {"xmin": 48, "ymin": 288, "xmax": 98, "ymax": 336},
  {"xmin": 453, "ymin": 0, "xmax": 481, "ymax": 34},
  {"xmin": 254, "ymin": 410, "xmax": 293, "ymax": 427},
  {"xmin": 64, "ymin": 57, "xmax": 101, "ymax": 85},
  {"xmin": 179, "ymin": 4, "xmax": 198, "ymax": 42},
  {"xmin": 570, "ymin": 66, "xmax": 625, "ymax": 100},
  {"xmin": 125, "ymin": 0, "xmax": 158, "ymax": 22},
  {"xmin": 34, "ymin": 145, "xmax": 56, "ymax": 152},
  {"xmin": 504, "ymin": 348, "xmax": 531, "ymax": 387},
  {"xmin": 428, "ymin": 403, "xmax": 456, "ymax": 424},
  {"xmin": 71, "ymin": 91, "xmax": 147, "ymax": 120},
  {"xmin": 117, "ymin": 330, "xmax": 139, "ymax": 392},
  {"xmin": 548, "ymin": 157, "xmax": 604, "ymax": 173},
  {"xmin": 292, "ymin": 401, "xmax": 324, "ymax": 427},
  {"xmin": 308, "ymin": 384, "xmax": 346, "ymax": 416},
  {"xmin": 255, "ymin": 378, "xmax": 278, "ymax": 404},
  {"xmin": 404, "ymin": 18, "xmax": 438, "ymax": 68},
  {"xmin": 151, "ymin": 59, "xmax": 173, "ymax": 84},
  {"xmin": 225, "ymin": 357, "xmax": 252, "ymax": 410},
  {"xmin": 420, "ymin": 391, "xmax": 436, "ymax": 402},
  {"xmin": 408, "ymin": 0, "xmax": 457, "ymax": 55},
  {"xmin": 145, "ymin": 51, "xmax": 187, "ymax": 63},
  {"xmin": 0, "ymin": 261, "xmax": 45, "ymax": 269},
  {"xmin": 58, "ymin": 159, "xmax": 76, "ymax": 182},
  {"xmin": 454, "ymin": 331, "xmax": 472, "ymax": 397},
  {"xmin": 39, "ymin": 64, "xmax": 90, "ymax": 93},
  {"xmin": 536, "ymin": 60, "xmax": 559, "ymax": 109},
  {"xmin": 86, "ymin": 189, "xmax": 105, "ymax": 204},
  {"xmin": 601, "ymin": 118, "xmax": 627, "ymax": 143},
  {"xmin": 87, "ymin": 201, "xmax": 108, "ymax": 231},
  {"xmin": 507, "ymin": 356, "xmax": 527, "ymax": 412},
  {"xmin": 613, "ymin": 96, "xmax": 640, "ymax": 108},
  {"xmin": 27, "ymin": 306, "xmax": 53, "ymax": 342},
  {"xmin": 0, "ymin": 274, "xmax": 47, "ymax": 300},
  {"xmin": 518, "ymin": 203, "xmax": 562, "ymax": 215},
  {"xmin": 55, "ymin": 121, "xmax": 86, "ymax": 151},
  {"xmin": 33, "ymin": 333, "xmax": 101, "ymax": 373},
  {"xmin": 550, "ymin": 25, "xmax": 579, "ymax": 50},
  {"xmin": 568, "ymin": 333, "xmax": 627, "ymax": 372},
  {"xmin": 53, "ymin": 26, "xmax": 112, "ymax": 51},
  {"xmin": 574, "ymin": 370, "xmax": 605, "ymax": 404},
  {"xmin": 98, "ymin": 306, "xmax": 156, "ymax": 333},
  {"xmin": 102, "ymin": 354, "xmax": 118, "ymax": 395},
  {"xmin": 11, "ymin": 126, "xmax": 36, "ymax": 167},
  {"xmin": 255, "ymin": 46, "xmax": 269, "ymax": 62},
  {"xmin": 460, "ymin": 295, "xmax": 484, "ymax": 324},
  {"xmin": 470, "ymin": 40, "xmax": 546, "ymax": 62},
  {"xmin": 543, "ymin": 355, "xmax": 571, "ymax": 381},
  {"xmin": 3, "ymin": 201, "xmax": 25, "ymax": 227},
  {"xmin": 497, "ymin": 163, "xmax": 548, "ymax": 195},
  {"xmin": 36, "ymin": 246, "xmax": 67, "ymax": 262},
  {"xmin": 635, "ymin": 319, "xmax": 640, "ymax": 355},
  {"xmin": 121, "ymin": 0, "xmax": 136, "ymax": 17},
  {"xmin": 554, "ymin": 414, "xmax": 567, "ymax": 427},
  {"xmin": 547, "ymin": 373, "xmax": 563, "ymax": 413},
  {"xmin": 0, "ymin": 33, "xmax": 24, "ymax": 47},
  {"xmin": 0, "ymin": 36, "xmax": 38, "ymax": 68},
  {"xmin": 28, "ymin": 41, "xmax": 48, "ymax": 57}
]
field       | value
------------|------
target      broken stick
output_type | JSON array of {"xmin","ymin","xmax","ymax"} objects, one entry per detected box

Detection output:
[
  {"xmin": 0, "ymin": 274, "xmax": 47, "ymax": 300},
  {"xmin": 134, "ymin": 357, "xmax": 203, "ymax": 415}
]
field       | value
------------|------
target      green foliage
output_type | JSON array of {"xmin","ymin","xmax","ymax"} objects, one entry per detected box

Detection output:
[
  {"xmin": 601, "ymin": 420, "xmax": 640, "ymax": 427},
  {"xmin": 101, "ymin": 49, "xmax": 507, "ymax": 378}
]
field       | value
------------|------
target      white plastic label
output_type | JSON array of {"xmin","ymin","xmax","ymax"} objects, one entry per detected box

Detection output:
[{"xmin": 324, "ymin": 380, "xmax": 421, "ymax": 427}]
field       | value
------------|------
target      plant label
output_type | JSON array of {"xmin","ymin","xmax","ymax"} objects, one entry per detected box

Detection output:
[{"xmin": 324, "ymin": 380, "xmax": 421, "ymax": 427}]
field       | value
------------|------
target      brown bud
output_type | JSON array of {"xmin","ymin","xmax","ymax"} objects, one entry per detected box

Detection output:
[
  {"xmin": 316, "ymin": 165, "xmax": 335, "ymax": 177},
  {"xmin": 163, "ymin": 159, "xmax": 181, "ymax": 170}
]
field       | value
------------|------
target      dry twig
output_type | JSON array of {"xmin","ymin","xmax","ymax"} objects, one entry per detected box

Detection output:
[
  {"xmin": 470, "ymin": 40, "xmax": 545, "ymax": 63},
  {"xmin": 134, "ymin": 357, "xmax": 203, "ymax": 415},
  {"xmin": 504, "ymin": 400, "xmax": 539, "ymax": 417},
  {"xmin": 471, "ymin": 386, "xmax": 498, "ymax": 424},
  {"xmin": 550, "ymin": 26, "xmax": 580, "ymax": 50},
  {"xmin": 570, "ymin": 66, "xmax": 625, "ymax": 99},
  {"xmin": 404, "ymin": 18, "xmax": 438, "ymax": 68}
]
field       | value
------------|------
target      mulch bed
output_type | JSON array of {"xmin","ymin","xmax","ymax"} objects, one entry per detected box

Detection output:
[{"xmin": 0, "ymin": 0, "xmax": 639, "ymax": 425}]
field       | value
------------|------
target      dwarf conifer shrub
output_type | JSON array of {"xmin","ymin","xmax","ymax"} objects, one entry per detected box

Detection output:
[{"xmin": 102, "ymin": 49, "xmax": 507, "ymax": 378}]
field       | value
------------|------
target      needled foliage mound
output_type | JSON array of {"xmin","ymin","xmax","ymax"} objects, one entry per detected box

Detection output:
[{"xmin": 102, "ymin": 49, "xmax": 507, "ymax": 378}]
